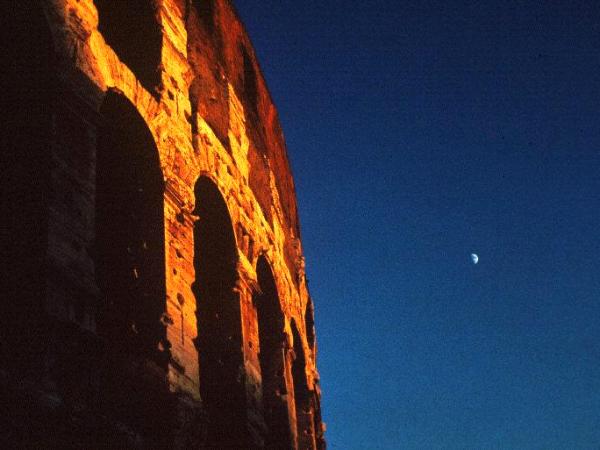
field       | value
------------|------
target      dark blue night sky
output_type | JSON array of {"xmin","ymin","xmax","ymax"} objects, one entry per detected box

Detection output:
[{"xmin": 235, "ymin": 1, "xmax": 600, "ymax": 448}]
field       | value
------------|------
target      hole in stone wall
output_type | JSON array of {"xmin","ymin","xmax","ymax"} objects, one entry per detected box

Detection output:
[
  {"xmin": 191, "ymin": 0, "xmax": 215, "ymax": 31},
  {"xmin": 93, "ymin": 0, "xmax": 162, "ymax": 95},
  {"xmin": 305, "ymin": 298, "xmax": 316, "ymax": 351},
  {"xmin": 186, "ymin": 0, "xmax": 230, "ymax": 150},
  {"xmin": 255, "ymin": 256, "xmax": 293, "ymax": 448},
  {"xmin": 193, "ymin": 176, "xmax": 246, "ymax": 447},
  {"xmin": 95, "ymin": 90, "xmax": 171, "ymax": 444},
  {"xmin": 241, "ymin": 45, "xmax": 258, "ymax": 115}
]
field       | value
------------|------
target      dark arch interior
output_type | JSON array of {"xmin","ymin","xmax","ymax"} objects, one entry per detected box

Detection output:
[
  {"xmin": 241, "ymin": 45, "xmax": 258, "ymax": 114},
  {"xmin": 93, "ymin": 0, "xmax": 162, "ymax": 95},
  {"xmin": 193, "ymin": 177, "xmax": 246, "ymax": 447},
  {"xmin": 255, "ymin": 256, "xmax": 293, "ymax": 448},
  {"xmin": 95, "ymin": 90, "xmax": 171, "ymax": 444},
  {"xmin": 191, "ymin": 0, "xmax": 215, "ymax": 31},
  {"xmin": 291, "ymin": 320, "xmax": 314, "ymax": 449},
  {"xmin": 305, "ymin": 298, "xmax": 316, "ymax": 351},
  {"xmin": 312, "ymin": 390, "xmax": 326, "ymax": 450}
]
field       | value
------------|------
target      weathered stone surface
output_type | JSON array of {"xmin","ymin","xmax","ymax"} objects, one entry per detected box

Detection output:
[{"xmin": 1, "ymin": 1, "xmax": 325, "ymax": 448}]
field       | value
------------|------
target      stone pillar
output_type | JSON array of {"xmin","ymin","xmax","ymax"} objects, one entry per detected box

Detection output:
[{"xmin": 237, "ymin": 273, "xmax": 268, "ymax": 448}]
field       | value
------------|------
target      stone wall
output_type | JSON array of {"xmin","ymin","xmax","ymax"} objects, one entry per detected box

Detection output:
[{"xmin": 0, "ymin": 0, "xmax": 325, "ymax": 448}]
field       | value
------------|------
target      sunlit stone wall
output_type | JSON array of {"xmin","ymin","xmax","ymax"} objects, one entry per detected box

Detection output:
[{"xmin": 1, "ymin": 1, "xmax": 324, "ymax": 448}]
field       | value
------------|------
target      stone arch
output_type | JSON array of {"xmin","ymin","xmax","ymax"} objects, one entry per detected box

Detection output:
[
  {"xmin": 193, "ymin": 176, "xmax": 246, "ymax": 447},
  {"xmin": 95, "ymin": 89, "xmax": 172, "ymax": 445},
  {"xmin": 291, "ymin": 319, "xmax": 316, "ymax": 449},
  {"xmin": 93, "ymin": 0, "xmax": 162, "ymax": 95},
  {"xmin": 254, "ymin": 255, "xmax": 293, "ymax": 448}
]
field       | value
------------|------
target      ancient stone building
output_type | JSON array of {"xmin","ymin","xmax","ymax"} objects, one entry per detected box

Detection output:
[{"xmin": 1, "ymin": 0, "xmax": 325, "ymax": 448}]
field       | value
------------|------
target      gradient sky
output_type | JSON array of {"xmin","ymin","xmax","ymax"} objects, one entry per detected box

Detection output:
[{"xmin": 235, "ymin": 1, "xmax": 600, "ymax": 448}]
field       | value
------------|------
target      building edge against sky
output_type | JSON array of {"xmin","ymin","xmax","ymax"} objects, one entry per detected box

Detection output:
[{"xmin": 1, "ymin": 0, "xmax": 325, "ymax": 448}]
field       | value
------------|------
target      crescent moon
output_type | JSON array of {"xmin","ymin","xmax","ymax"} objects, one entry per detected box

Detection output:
[{"xmin": 471, "ymin": 253, "xmax": 479, "ymax": 264}]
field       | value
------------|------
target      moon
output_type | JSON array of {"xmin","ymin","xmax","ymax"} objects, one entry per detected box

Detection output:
[{"xmin": 471, "ymin": 253, "xmax": 479, "ymax": 264}]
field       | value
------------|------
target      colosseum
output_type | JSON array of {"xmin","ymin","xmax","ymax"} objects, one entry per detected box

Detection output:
[{"xmin": 1, "ymin": 1, "xmax": 325, "ymax": 448}]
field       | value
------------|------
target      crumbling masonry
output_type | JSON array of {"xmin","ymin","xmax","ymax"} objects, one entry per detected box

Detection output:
[{"xmin": 1, "ymin": 1, "xmax": 325, "ymax": 448}]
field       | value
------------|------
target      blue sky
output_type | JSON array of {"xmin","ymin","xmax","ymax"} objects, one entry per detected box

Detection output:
[{"xmin": 235, "ymin": 1, "xmax": 600, "ymax": 448}]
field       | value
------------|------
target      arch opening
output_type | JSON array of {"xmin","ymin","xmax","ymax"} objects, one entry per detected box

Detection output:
[
  {"xmin": 191, "ymin": 0, "xmax": 215, "ymax": 32},
  {"xmin": 193, "ymin": 176, "xmax": 246, "ymax": 446},
  {"xmin": 312, "ymin": 391, "xmax": 326, "ymax": 450},
  {"xmin": 93, "ymin": 0, "xmax": 162, "ymax": 94},
  {"xmin": 254, "ymin": 256, "xmax": 293, "ymax": 448},
  {"xmin": 241, "ymin": 45, "xmax": 258, "ymax": 115},
  {"xmin": 291, "ymin": 320, "xmax": 315, "ymax": 449},
  {"xmin": 305, "ymin": 298, "xmax": 316, "ymax": 351},
  {"xmin": 95, "ymin": 90, "xmax": 171, "ymax": 444}
]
